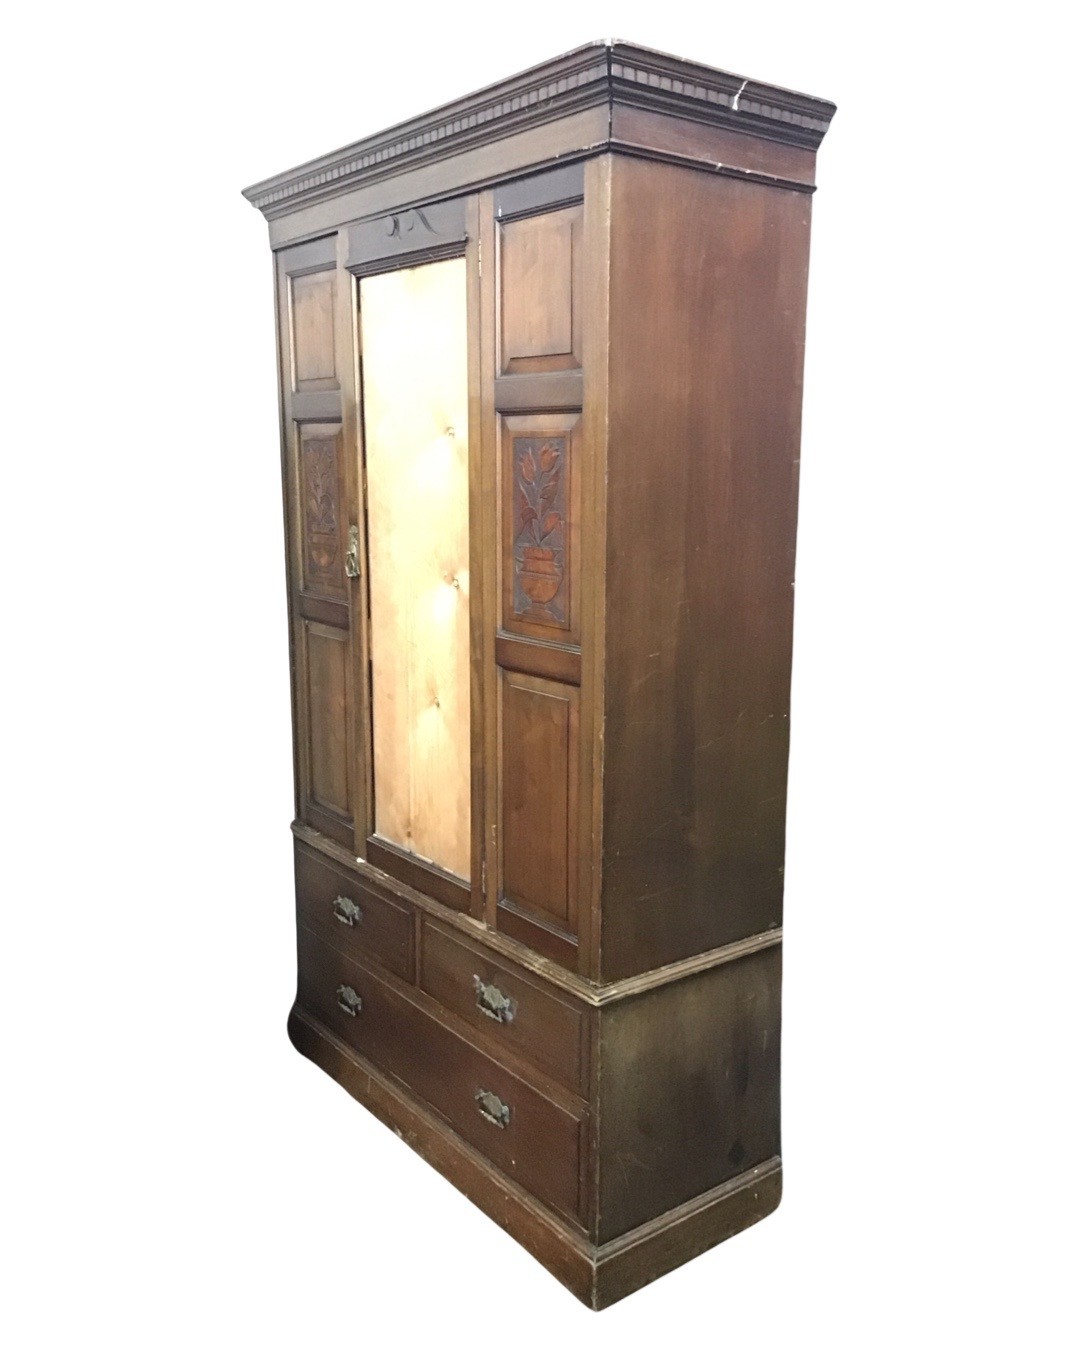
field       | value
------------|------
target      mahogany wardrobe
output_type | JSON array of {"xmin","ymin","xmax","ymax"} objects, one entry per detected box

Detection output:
[{"xmin": 243, "ymin": 41, "xmax": 834, "ymax": 1308}]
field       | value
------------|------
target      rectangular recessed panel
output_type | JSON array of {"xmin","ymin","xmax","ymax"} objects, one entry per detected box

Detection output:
[
  {"xmin": 291, "ymin": 270, "xmax": 337, "ymax": 389},
  {"xmin": 299, "ymin": 425, "xmax": 346, "ymax": 598},
  {"xmin": 499, "ymin": 205, "xmax": 582, "ymax": 373},
  {"xmin": 501, "ymin": 412, "xmax": 581, "ymax": 645},
  {"xmin": 305, "ymin": 621, "xmax": 349, "ymax": 816},
  {"xmin": 361, "ymin": 258, "xmax": 471, "ymax": 881},
  {"xmin": 500, "ymin": 670, "xmax": 578, "ymax": 931}
]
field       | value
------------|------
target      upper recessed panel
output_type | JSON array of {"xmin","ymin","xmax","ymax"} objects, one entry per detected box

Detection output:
[{"xmin": 499, "ymin": 205, "xmax": 583, "ymax": 375}]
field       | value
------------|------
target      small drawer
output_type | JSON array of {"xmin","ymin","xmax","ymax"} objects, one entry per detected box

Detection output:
[
  {"xmin": 297, "ymin": 926, "xmax": 585, "ymax": 1223},
  {"xmin": 420, "ymin": 921, "xmax": 587, "ymax": 1093},
  {"xmin": 295, "ymin": 843, "xmax": 413, "ymax": 982}
]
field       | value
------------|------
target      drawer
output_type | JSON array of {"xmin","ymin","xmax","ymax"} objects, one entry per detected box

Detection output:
[
  {"xmin": 297, "ymin": 926, "xmax": 585, "ymax": 1223},
  {"xmin": 295, "ymin": 843, "xmax": 413, "ymax": 982},
  {"xmin": 420, "ymin": 920, "xmax": 587, "ymax": 1093}
]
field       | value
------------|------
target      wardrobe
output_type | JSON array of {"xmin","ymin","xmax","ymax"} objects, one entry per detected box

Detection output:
[{"xmin": 243, "ymin": 40, "xmax": 835, "ymax": 1307}]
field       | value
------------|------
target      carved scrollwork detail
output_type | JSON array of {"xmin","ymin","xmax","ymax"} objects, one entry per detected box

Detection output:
[{"xmin": 384, "ymin": 207, "xmax": 438, "ymax": 239}]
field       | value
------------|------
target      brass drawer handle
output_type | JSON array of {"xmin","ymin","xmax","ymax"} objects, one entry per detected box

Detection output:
[
  {"xmin": 336, "ymin": 984, "xmax": 363, "ymax": 1017},
  {"xmin": 333, "ymin": 894, "xmax": 363, "ymax": 927},
  {"xmin": 473, "ymin": 975, "xmax": 515, "ymax": 1024},
  {"xmin": 475, "ymin": 1088, "xmax": 511, "ymax": 1129}
]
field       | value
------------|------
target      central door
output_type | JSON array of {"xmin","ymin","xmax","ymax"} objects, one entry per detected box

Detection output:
[{"xmin": 359, "ymin": 258, "xmax": 471, "ymax": 881}]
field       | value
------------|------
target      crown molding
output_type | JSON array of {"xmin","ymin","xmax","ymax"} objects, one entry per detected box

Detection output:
[{"xmin": 242, "ymin": 42, "xmax": 836, "ymax": 222}]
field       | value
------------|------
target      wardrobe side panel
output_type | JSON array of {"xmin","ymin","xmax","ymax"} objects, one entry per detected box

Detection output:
[
  {"xmin": 596, "ymin": 947, "xmax": 782, "ymax": 1242},
  {"xmin": 600, "ymin": 157, "xmax": 814, "ymax": 979}
]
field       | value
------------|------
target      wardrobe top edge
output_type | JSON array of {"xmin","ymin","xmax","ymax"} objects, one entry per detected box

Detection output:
[{"xmin": 241, "ymin": 41, "xmax": 836, "ymax": 222}]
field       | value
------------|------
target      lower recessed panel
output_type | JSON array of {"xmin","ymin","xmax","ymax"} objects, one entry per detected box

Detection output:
[{"xmin": 499, "ymin": 669, "xmax": 579, "ymax": 936}]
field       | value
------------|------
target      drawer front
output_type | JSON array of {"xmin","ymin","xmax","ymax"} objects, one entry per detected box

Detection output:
[
  {"xmin": 297, "ymin": 926, "xmax": 584, "ymax": 1223},
  {"xmin": 420, "ymin": 921, "xmax": 586, "ymax": 1093},
  {"xmin": 295, "ymin": 843, "xmax": 413, "ymax": 982}
]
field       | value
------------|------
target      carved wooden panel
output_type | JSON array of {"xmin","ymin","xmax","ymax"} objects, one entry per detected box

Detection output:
[
  {"xmin": 499, "ymin": 204, "xmax": 583, "ymax": 373},
  {"xmin": 501, "ymin": 413, "xmax": 580, "ymax": 644},
  {"xmin": 298, "ymin": 424, "xmax": 345, "ymax": 598},
  {"xmin": 290, "ymin": 270, "xmax": 338, "ymax": 391},
  {"xmin": 361, "ymin": 257, "xmax": 471, "ymax": 881},
  {"xmin": 347, "ymin": 197, "xmax": 468, "ymax": 274},
  {"xmin": 305, "ymin": 620, "xmax": 350, "ymax": 818},
  {"xmin": 499, "ymin": 670, "xmax": 579, "ymax": 936},
  {"xmin": 512, "ymin": 434, "xmax": 568, "ymax": 625}
]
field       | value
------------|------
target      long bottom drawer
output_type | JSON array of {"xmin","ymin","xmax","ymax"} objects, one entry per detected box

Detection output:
[{"xmin": 296, "ymin": 925, "xmax": 585, "ymax": 1224}]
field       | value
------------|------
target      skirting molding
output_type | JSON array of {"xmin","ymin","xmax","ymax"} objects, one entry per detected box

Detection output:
[{"xmin": 289, "ymin": 1004, "xmax": 783, "ymax": 1308}]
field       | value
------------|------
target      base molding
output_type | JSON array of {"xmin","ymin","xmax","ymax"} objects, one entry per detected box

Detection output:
[{"xmin": 288, "ymin": 1004, "xmax": 782, "ymax": 1309}]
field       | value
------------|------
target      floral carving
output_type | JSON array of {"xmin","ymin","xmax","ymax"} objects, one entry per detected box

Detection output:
[
  {"xmin": 513, "ymin": 436, "xmax": 567, "ymax": 626},
  {"xmin": 303, "ymin": 439, "xmax": 340, "ymax": 582}
]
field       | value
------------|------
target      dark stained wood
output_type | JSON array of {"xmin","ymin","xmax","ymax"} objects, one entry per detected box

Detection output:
[
  {"xmin": 590, "ymin": 1159, "xmax": 782, "ymax": 1308},
  {"xmin": 297, "ymin": 592, "xmax": 347, "ymax": 628},
  {"xmin": 337, "ymin": 233, "xmax": 373, "ymax": 861},
  {"xmin": 288, "ymin": 1003, "xmax": 599, "ymax": 1298},
  {"xmin": 295, "ymin": 840, "xmax": 414, "ymax": 982},
  {"xmin": 346, "ymin": 194, "xmax": 468, "ymax": 274},
  {"xmin": 249, "ymin": 41, "xmax": 834, "ymax": 1308},
  {"xmin": 276, "ymin": 241, "xmax": 357, "ymax": 850},
  {"xmin": 297, "ymin": 926, "xmax": 586, "ymax": 1224},
  {"xmin": 295, "ymin": 819, "xmax": 598, "ymax": 1006},
  {"xmin": 609, "ymin": 103, "xmax": 817, "ymax": 188},
  {"xmin": 499, "ymin": 669, "xmax": 579, "ymax": 937},
  {"xmin": 496, "ymin": 897, "xmax": 579, "ymax": 967},
  {"xmin": 477, "ymin": 185, "xmax": 501, "ymax": 932},
  {"xmin": 493, "ymin": 161, "xmax": 585, "ymax": 219},
  {"xmin": 289, "ymin": 389, "xmax": 343, "ymax": 424},
  {"xmin": 298, "ymin": 425, "xmax": 346, "ymax": 600},
  {"xmin": 419, "ymin": 918, "xmax": 588, "ymax": 1093},
  {"xmin": 501, "ymin": 412, "xmax": 581, "ymax": 645},
  {"xmin": 302, "ymin": 800, "xmax": 353, "ymax": 849},
  {"xmin": 290, "ymin": 269, "xmax": 337, "ymax": 389},
  {"xmin": 289, "ymin": 1002, "xmax": 782, "ymax": 1310},
  {"xmin": 599, "ymin": 154, "xmax": 812, "ymax": 980},
  {"xmin": 493, "ymin": 370, "xmax": 583, "ymax": 412},
  {"xmin": 595, "ymin": 946, "xmax": 781, "ymax": 1241},
  {"xmin": 465, "ymin": 195, "xmax": 488, "ymax": 922},
  {"xmin": 367, "ymin": 835, "xmax": 471, "ymax": 914},
  {"xmin": 277, "ymin": 234, "xmax": 337, "ymax": 273},
  {"xmin": 495, "ymin": 633, "xmax": 581, "ymax": 686},
  {"xmin": 303, "ymin": 620, "xmax": 350, "ymax": 819},
  {"xmin": 576, "ymin": 153, "xmax": 611, "ymax": 983},
  {"xmin": 243, "ymin": 42, "xmax": 834, "ymax": 245},
  {"xmin": 499, "ymin": 203, "xmax": 583, "ymax": 374}
]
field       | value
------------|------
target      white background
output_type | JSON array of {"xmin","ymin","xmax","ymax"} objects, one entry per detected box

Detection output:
[{"xmin": 4, "ymin": 2, "xmax": 1077, "ymax": 1345}]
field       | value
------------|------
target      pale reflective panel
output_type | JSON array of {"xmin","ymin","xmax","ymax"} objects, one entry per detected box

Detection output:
[{"xmin": 360, "ymin": 259, "xmax": 470, "ymax": 879}]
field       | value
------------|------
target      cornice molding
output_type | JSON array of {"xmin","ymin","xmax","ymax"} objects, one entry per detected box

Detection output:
[
  {"xmin": 607, "ymin": 42, "xmax": 834, "ymax": 144},
  {"xmin": 242, "ymin": 42, "xmax": 835, "ymax": 221}
]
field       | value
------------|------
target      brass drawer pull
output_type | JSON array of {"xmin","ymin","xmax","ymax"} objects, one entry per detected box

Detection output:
[
  {"xmin": 475, "ymin": 1088, "xmax": 511, "ymax": 1129},
  {"xmin": 336, "ymin": 984, "xmax": 363, "ymax": 1017},
  {"xmin": 473, "ymin": 975, "xmax": 515, "ymax": 1024},
  {"xmin": 344, "ymin": 524, "xmax": 360, "ymax": 579},
  {"xmin": 333, "ymin": 894, "xmax": 363, "ymax": 927}
]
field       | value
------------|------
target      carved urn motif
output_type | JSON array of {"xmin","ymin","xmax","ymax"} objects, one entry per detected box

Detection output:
[
  {"xmin": 513, "ymin": 436, "xmax": 566, "ymax": 624},
  {"xmin": 519, "ymin": 546, "xmax": 562, "ymax": 605}
]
